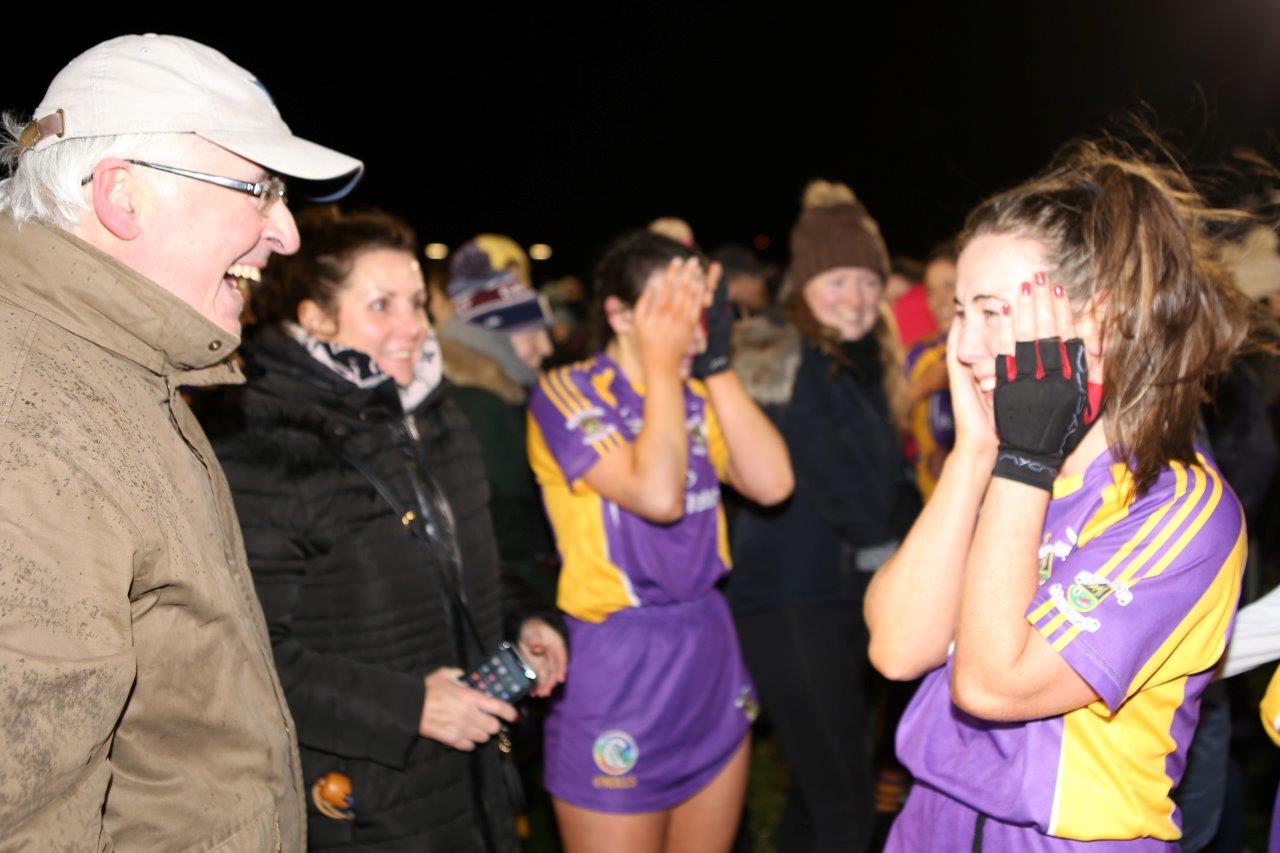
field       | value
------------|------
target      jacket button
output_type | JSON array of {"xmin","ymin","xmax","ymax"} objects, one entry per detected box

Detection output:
[{"xmin": 208, "ymin": 340, "xmax": 222, "ymax": 352}]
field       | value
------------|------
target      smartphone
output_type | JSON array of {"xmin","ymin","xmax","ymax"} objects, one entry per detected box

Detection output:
[{"xmin": 465, "ymin": 641, "xmax": 537, "ymax": 703}]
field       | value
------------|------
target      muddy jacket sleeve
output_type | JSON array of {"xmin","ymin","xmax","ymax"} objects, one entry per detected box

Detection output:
[{"xmin": 0, "ymin": 429, "xmax": 137, "ymax": 846}]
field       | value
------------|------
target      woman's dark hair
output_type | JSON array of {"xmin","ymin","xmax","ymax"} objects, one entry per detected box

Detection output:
[
  {"xmin": 960, "ymin": 136, "xmax": 1253, "ymax": 495},
  {"xmin": 589, "ymin": 230, "xmax": 697, "ymax": 349},
  {"xmin": 253, "ymin": 205, "xmax": 418, "ymax": 326},
  {"xmin": 924, "ymin": 238, "xmax": 958, "ymax": 267}
]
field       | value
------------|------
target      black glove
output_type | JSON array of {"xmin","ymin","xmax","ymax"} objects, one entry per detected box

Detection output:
[
  {"xmin": 692, "ymin": 273, "xmax": 734, "ymax": 379},
  {"xmin": 992, "ymin": 337, "xmax": 1092, "ymax": 491}
]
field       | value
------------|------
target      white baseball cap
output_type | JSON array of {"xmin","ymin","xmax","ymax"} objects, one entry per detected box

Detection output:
[{"xmin": 20, "ymin": 34, "xmax": 363, "ymax": 198}]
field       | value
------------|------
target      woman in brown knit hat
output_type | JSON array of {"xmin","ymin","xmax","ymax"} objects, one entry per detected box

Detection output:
[{"xmin": 726, "ymin": 180, "xmax": 919, "ymax": 852}]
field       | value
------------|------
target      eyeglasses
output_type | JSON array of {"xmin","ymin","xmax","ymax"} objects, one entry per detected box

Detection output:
[{"xmin": 80, "ymin": 159, "xmax": 288, "ymax": 214}]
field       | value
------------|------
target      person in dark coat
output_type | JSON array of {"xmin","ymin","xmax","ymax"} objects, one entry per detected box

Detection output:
[
  {"xmin": 727, "ymin": 180, "xmax": 917, "ymax": 853},
  {"xmin": 200, "ymin": 207, "xmax": 567, "ymax": 851}
]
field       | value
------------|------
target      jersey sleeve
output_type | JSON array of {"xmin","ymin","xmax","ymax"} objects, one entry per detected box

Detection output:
[
  {"xmin": 1025, "ymin": 460, "xmax": 1245, "ymax": 714},
  {"xmin": 702, "ymin": 389, "xmax": 731, "ymax": 482},
  {"xmin": 527, "ymin": 364, "xmax": 628, "ymax": 485}
]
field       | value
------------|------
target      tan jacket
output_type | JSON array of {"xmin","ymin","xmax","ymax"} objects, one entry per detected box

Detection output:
[{"xmin": 0, "ymin": 216, "xmax": 305, "ymax": 850}]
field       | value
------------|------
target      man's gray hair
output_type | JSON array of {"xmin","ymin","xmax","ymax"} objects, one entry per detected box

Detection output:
[{"xmin": 0, "ymin": 113, "xmax": 195, "ymax": 229}]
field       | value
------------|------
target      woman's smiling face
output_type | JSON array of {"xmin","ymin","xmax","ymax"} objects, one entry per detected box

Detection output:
[
  {"xmin": 328, "ymin": 248, "xmax": 431, "ymax": 386},
  {"xmin": 953, "ymin": 233, "xmax": 1051, "ymax": 407}
]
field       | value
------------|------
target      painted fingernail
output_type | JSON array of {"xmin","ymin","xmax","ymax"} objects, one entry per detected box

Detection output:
[
  {"xmin": 1002, "ymin": 304, "xmax": 1011, "ymax": 316},
  {"xmin": 1034, "ymin": 272, "xmax": 1047, "ymax": 286},
  {"xmin": 1053, "ymin": 285, "xmax": 1064, "ymax": 298},
  {"xmin": 1020, "ymin": 282, "xmax": 1031, "ymax": 296}
]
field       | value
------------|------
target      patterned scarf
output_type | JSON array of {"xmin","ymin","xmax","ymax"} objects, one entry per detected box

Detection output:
[{"xmin": 283, "ymin": 322, "xmax": 443, "ymax": 413}]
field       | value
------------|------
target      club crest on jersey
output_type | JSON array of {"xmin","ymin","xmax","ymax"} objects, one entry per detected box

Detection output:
[
  {"xmin": 1048, "ymin": 583, "xmax": 1101, "ymax": 633},
  {"xmin": 734, "ymin": 686, "xmax": 759, "ymax": 722},
  {"xmin": 688, "ymin": 416, "xmax": 708, "ymax": 456},
  {"xmin": 1066, "ymin": 570, "xmax": 1132, "ymax": 612},
  {"xmin": 567, "ymin": 407, "xmax": 616, "ymax": 444}
]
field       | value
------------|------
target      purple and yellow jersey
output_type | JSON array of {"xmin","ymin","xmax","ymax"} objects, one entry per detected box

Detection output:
[
  {"xmin": 527, "ymin": 353, "xmax": 732, "ymax": 623},
  {"xmin": 898, "ymin": 448, "xmax": 1246, "ymax": 842},
  {"xmin": 904, "ymin": 331, "xmax": 954, "ymax": 500}
]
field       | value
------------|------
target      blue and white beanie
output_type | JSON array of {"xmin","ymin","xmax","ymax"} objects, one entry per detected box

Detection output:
[{"xmin": 448, "ymin": 242, "xmax": 551, "ymax": 333}]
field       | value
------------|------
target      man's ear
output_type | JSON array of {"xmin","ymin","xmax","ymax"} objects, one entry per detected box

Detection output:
[
  {"xmin": 604, "ymin": 295, "xmax": 633, "ymax": 337},
  {"xmin": 89, "ymin": 158, "xmax": 144, "ymax": 241},
  {"xmin": 297, "ymin": 299, "xmax": 338, "ymax": 340}
]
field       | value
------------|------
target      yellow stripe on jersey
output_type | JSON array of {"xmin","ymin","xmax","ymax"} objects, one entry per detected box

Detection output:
[
  {"xmin": 544, "ymin": 365, "xmax": 628, "ymax": 464},
  {"xmin": 538, "ymin": 372, "xmax": 575, "ymax": 420},
  {"xmin": 1050, "ymin": 463, "xmax": 1206, "ymax": 652},
  {"xmin": 1260, "ymin": 665, "xmax": 1280, "ymax": 748},
  {"xmin": 908, "ymin": 341, "xmax": 944, "ymax": 383},
  {"xmin": 1076, "ymin": 464, "xmax": 1138, "ymax": 547},
  {"xmin": 692, "ymin": 381, "xmax": 731, "ymax": 482},
  {"xmin": 527, "ymin": 412, "xmax": 637, "ymax": 622},
  {"xmin": 1050, "ymin": 522, "xmax": 1245, "ymax": 840},
  {"xmin": 1123, "ymin": 521, "xmax": 1245, "ymax": 700},
  {"xmin": 1032, "ymin": 462, "xmax": 1189, "ymax": 639},
  {"xmin": 592, "ymin": 367, "xmax": 618, "ymax": 409},
  {"xmin": 548, "ymin": 366, "xmax": 589, "ymax": 415},
  {"xmin": 1031, "ymin": 464, "xmax": 1134, "ymax": 624},
  {"xmin": 1133, "ymin": 462, "xmax": 1222, "ymax": 584},
  {"xmin": 1049, "ymin": 676, "xmax": 1185, "ymax": 840},
  {"xmin": 1112, "ymin": 464, "xmax": 1207, "ymax": 587}
]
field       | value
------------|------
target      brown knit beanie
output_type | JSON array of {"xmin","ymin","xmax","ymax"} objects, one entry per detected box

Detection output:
[{"xmin": 788, "ymin": 180, "xmax": 890, "ymax": 290}]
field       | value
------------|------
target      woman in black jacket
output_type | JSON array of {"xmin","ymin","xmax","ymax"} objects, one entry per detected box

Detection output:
[
  {"xmin": 727, "ymin": 181, "xmax": 917, "ymax": 853},
  {"xmin": 201, "ymin": 207, "xmax": 566, "ymax": 851}
]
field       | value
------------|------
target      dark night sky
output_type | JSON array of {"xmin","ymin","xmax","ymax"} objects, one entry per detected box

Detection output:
[{"xmin": 9, "ymin": 3, "xmax": 1280, "ymax": 280}]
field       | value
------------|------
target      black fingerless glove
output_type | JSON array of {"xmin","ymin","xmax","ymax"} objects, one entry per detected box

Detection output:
[
  {"xmin": 992, "ymin": 337, "xmax": 1091, "ymax": 491},
  {"xmin": 692, "ymin": 275, "xmax": 734, "ymax": 379}
]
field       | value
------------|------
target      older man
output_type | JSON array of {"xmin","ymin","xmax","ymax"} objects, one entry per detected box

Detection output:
[{"xmin": 0, "ymin": 36, "xmax": 360, "ymax": 849}]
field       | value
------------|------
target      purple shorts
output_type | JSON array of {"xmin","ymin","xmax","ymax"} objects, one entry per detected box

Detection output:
[
  {"xmin": 887, "ymin": 783, "xmax": 1178, "ymax": 852},
  {"xmin": 544, "ymin": 591, "xmax": 755, "ymax": 813}
]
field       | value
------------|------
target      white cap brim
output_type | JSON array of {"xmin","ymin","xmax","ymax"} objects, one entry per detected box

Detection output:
[{"xmin": 199, "ymin": 128, "xmax": 363, "ymax": 186}]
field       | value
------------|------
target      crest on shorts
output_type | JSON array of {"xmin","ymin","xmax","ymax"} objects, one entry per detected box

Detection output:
[{"xmin": 593, "ymin": 730, "xmax": 639, "ymax": 776}]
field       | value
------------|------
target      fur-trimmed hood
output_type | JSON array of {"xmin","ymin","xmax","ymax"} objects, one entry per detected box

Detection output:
[{"xmin": 732, "ymin": 315, "xmax": 803, "ymax": 407}]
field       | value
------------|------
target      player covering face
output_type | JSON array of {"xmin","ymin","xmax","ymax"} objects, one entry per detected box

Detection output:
[{"xmin": 865, "ymin": 138, "xmax": 1252, "ymax": 849}]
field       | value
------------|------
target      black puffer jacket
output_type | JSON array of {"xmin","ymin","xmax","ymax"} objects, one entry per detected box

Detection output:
[{"xmin": 200, "ymin": 325, "xmax": 532, "ymax": 851}]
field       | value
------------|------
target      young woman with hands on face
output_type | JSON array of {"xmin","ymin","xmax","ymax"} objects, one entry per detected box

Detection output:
[
  {"xmin": 865, "ymin": 141, "xmax": 1252, "ymax": 850},
  {"xmin": 527, "ymin": 231, "xmax": 792, "ymax": 853}
]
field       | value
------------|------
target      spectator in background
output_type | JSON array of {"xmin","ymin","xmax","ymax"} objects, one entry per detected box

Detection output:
[
  {"xmin": 728, "ymin": 180, "xmax": 917, "ymax": 853},
  {"xmin": 887, "ymin": 254, "xmax": 938, "ymax": 347},
  {"xmin": 904, "ymin": 241, "xmax": 959, "ymax": 500},
  {"xmin": 434, "ymin": 240, "xmax": 561, "ymax": 603},
  {"xmin": 475, "ymin": 232, "xmax": 534, "ymax": 285},
  {"xmin": 649, "ymin": 215, "xmax": 697, "ymax": 247},
  {"xmin": 438, "ymin": 240, "xmax": 554, "ymax": 398},
  {"xmin": 544, "ymin": 274, "xmax": 591, "ymax": 367},
  {"xmin": 712, "ymin": 243, "xmax": 771, "ymax": 317}
]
